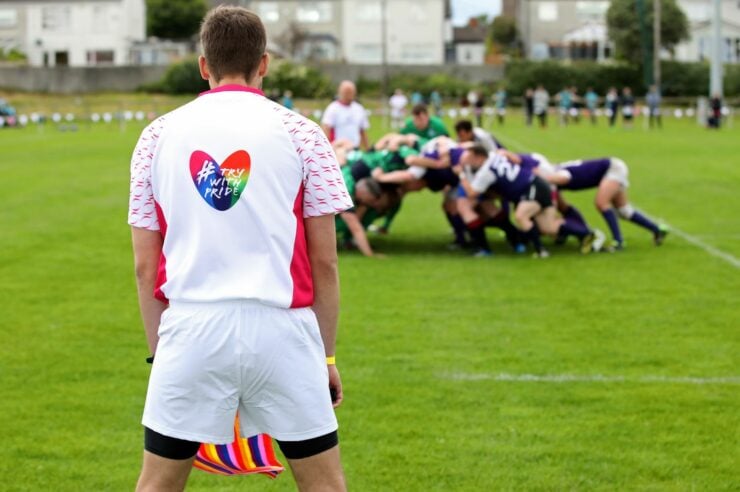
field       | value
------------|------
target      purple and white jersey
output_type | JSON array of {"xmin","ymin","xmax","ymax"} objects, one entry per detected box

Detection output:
[
  {"xmin": 557, "ymin": 158, "xmax": 611, "ymax": 190},
  {"xmin": 470, "ymin": 153, "xmax": 536, "ymax": 201},
  {"xmin": 424, "ymin": 146, "xmax": 465, "ymax": 166}
]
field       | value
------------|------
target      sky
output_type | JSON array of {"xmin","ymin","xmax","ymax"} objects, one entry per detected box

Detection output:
[{"xmin": 451, "ymin": 0, "xmax": 502, "ymax": 26}]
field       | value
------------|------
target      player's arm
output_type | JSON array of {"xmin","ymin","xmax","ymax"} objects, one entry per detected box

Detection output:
[
  {"xmin": 359, "ymin": 129, "xmax": 370, "ymax": 151},
  {"xmin": 339, "ymin": 210, "xmax": 376, "ymax": 257},
  {"xmin": 305, "ymin": 214, "xmax": 343, "ymax": 407},
  {"xmin": 374, "ymin": 169, "xmax": 416, "ymax": 184},
  {"xmin": 496, "ymin": 149, "xmax": 521, "ymax": 164},
  {"xmin": 405, "ymin": 154, "xmax": 445, "ymax": 169},
  {"xmin": 131, "ymin": 226, "xmax": 167, "ymax": 355}
]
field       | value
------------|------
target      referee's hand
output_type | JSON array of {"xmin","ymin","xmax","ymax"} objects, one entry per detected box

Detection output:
[{"xmin": 328, "ymin": 364, "xmax": 343, "ymax": 409}]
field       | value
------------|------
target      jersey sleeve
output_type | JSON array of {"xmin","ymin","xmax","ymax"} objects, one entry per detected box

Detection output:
[
  {"xmin": 471, "ymin": 165, "xmax": 497, "ymax": 194},
  {"xmin": 407, "ymin": 166, "xmax": 427, "ymax": 179},
  {"xmin": 128, "ymin": 118, "xmax": 165, "ymax": 231},
  {"xmin": 302, "ymin": 127, "xmax": 353, "ymax": 217},
  {"xmin": 360, "ymin": 105, "xmax": 370, "ymax": 130},
  {"xmin": 320, "ymin": 102, "xmax": 336, "ymax": 126}
]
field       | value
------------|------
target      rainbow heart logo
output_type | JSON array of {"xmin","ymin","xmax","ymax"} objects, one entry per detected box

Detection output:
[{"xmin": 189, "ymin": 150, "xmax": 251, "ymax": 211}]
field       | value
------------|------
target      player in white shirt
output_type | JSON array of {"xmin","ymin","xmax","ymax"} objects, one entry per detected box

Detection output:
[
  {"xmin": 388, "ymin": 88, "xmax": 408, "ymax": 129},
  {"xmin": 129, "ymin": 7, "xmax": 351, "ymax": 491},
  {"xmin": 321, "ymin": 80, "xmax": 370, "ymax": 150}
]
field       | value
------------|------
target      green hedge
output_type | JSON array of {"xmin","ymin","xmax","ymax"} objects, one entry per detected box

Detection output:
[
  {"xmin": 263, "ymin": 60, "xmax": 334, "ymax": 98},
  {"xmin": 141, "ymin": 57, "xmax": 740, "ymax": 99}
]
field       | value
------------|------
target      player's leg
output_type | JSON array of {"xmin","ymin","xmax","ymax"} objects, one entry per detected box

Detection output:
[
  {"xmin": 443, "ymin": 193, "xmax": 469, "ymax": 248},
  {"xmin": 281, "ymin": 441, "xmax": 346, "ymax": 492},
  {"xmin": 136, "ymin": 432, "xmax": 199, "ymax": 492},
  {"xmin": 612, "ymin": 190, "xmax": 668, "ymax": 245},
  {"xmin": 515, "ymin": 200, "xmax": 546, "ymax": 256},
  {"xmin": 595, "ymin": 178, "xmax": 624, "ymax": 247},
  {"xmin": 457, "ymin": 194, "xmax": 491, "ymax": 256},
  {"xmin": 483, "ymin": 200, "xmax": 525, "ymax": 252}
]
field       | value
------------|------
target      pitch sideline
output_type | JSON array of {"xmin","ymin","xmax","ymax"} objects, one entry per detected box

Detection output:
[{"xmin": 441, "ymin": 372, "xmax": 740, "ymax": 385}]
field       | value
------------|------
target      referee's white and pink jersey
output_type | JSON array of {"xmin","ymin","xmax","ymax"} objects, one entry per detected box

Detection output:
[{"xmin": 128, "ymin": 85, "xmax": 353, "ymax": 308}]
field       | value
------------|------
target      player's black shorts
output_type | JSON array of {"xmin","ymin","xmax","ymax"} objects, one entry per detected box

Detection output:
[{"xmin": 519, "ymin": 176, "xmax": 552, "ymax": 208}]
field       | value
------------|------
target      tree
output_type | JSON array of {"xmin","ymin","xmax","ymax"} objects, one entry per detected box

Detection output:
[
  {"xmin": 606, "ymin": 0, "xmax": 689, "ymax": 66},
  {"xmin": 489, "ymin": 15, "xmax": 520, "ymax": 56},
  {"xmin": 146, "ymin": 0, "xmax": 207, "ymax": 40}
]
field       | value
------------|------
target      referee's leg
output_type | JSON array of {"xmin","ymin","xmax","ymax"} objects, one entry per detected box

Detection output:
[
  {"xmin": 135, "ymin": 451, "xmax": 195, "ymax": 492},
  {"xmin": 286, "ymin": 445, "xmax": 346, "ymax": 492}
]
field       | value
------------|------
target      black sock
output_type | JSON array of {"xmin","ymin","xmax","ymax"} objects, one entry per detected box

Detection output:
[
  {"xmin": 523, "ymin": 226, "xmax": 542, "ymax": 253},
  {"xmin": 466, "ymin": 219, "xmax": 490, "ymax": 251}
]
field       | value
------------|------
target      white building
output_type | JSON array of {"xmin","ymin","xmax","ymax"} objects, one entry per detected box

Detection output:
[
  {"xmin": 244, "ymin": 0, "xmax": 449, "ymax": 64},
  {"xmin": 0, "ymin": 0, "xmax": 145, "ymax": 67},
  {"xmin": 342, "ymin": 0, "xmax": 448, "ymax": 64},
  {"xmin": 674, "ymin": 0, "xmax": 740, "ymax": 63}
]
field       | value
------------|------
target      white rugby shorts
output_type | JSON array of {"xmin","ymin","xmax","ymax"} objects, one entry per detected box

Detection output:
[
  {"xmin": 142, "ymin": 300, "xmax": 337, "ymax": 444},
  {"xmin": 605, "ymin": 158, "xmax": 630, "ymax": 188}
]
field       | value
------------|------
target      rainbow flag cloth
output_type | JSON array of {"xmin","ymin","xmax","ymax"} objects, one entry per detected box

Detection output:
[{"xmin": 193, "ymin": 416, "xmax": 284, "ymax": 478}]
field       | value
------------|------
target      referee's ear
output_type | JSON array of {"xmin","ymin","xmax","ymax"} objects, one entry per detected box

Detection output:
[
  {"xmin": 257, "ymin": 52, "xmax": 269, "ymax": 78},
  {"xmin": 198, "ymin": 55, "xmax": 211, "ymax": 82}
]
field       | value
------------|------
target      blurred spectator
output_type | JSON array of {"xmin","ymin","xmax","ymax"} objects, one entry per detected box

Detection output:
[
  {"xmin": 524, "ymin": 88, "xmax": 534, "ymax": 126},
  {"xmin": 388, "ymin": 88, "xmax": 409, "ymax": 129},
  {"xmin": 584, "ymin": 87, "xmax": 599, "ymax": 125},
  {"xmin": 494, "ymin": 86, "xmax": 507, "ymax": 125},
  {"xmin": 281, "ymin": 90, "xmax": 294, "ymax": 110},
  {"xmin": 474, "ymin": 90, "xmax": 485, "ymax": 127},
  {"xmin": 606, "ymin": 87, "xmax": 619, "ymax": 127},
  {"xmin": 621, "ymin": 87, "xmax": 635, "ymax": 128},
  {"xmin": 411, "ymin": 90, "xmax": 424, "ymax": 105},
  {"xmin": 533, "ymin": 85, "xmax": 549, "ymax": 128},
  {"xmin": 708, "ymin": 93, "xmax": 722, "ymax": 129},
  {"xmin": 557, "ymin": 87, "xmax": 572, "ymax": 126},
  {"xmin": 429, "ymin": 90, "xmax": 443, "ymax": 117},
  {"xmin": 646, "ymin": 85, "xmax": 661, "ymax": 129}
]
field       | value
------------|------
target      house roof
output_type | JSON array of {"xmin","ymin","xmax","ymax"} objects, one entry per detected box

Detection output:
[{"xmin": 453, "ymin": 25, "xmax": 487, "ymax": 44}]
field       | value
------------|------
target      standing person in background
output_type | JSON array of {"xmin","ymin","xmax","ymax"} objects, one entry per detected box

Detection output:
[
  {"xmin": 429, "ymin": 89, "xmax": 443, "ymax": 117},
  {"xmin": 621, "ymin": 87, "xmax": 635, "ymax": 129},
  {"xmin": 606, "ymin": 87, "xmax": 619, "ymax": 127},
  {"xmin": 281, "ymin": 90, "xmax": 294, "ymax": 110},
  {"xmin": 411, "ymin": 90, "xmax": 424, "ymax": 106},
  {"xmin": 474, "ymin": 90, "xmax": 485, "ymax": 128},
  {"xmin": 322, "ymin": 80, "xmax": 370, "ymax": 150},
  {"xmin": 569, "ymin": 86, "xmax": 581, "ymax": 124},
  {"xmin": 388, "ymin": 88, "xmax": 408, "ymax": 129},
  {"xmin": 646, "ymin": 85, "xmax": 661, "ymax": 129},
  {"xmin": 533, "ymin": 84, "xmax": 549, "ymax": 128},
  {"xmin": 708, "ymin": 93, "xmax": 722, "ymax": 129},
  {"xmin": 129, "ymin": 6, "xmax": 351, "ymax": 491},
  {"xmin": 557, "ymin": 87, "xmax": 572, "ymax": 126},
  {"xmin": 585, "ymin": 87, "xmax": 599, "ymax": 125},
  {"xmin": 494, "ymin": 86, "xmax": 507, "ymax": 126},
  {"xmin": 524, "ymin": 88, "xmax": 534, "ymax": 126}
]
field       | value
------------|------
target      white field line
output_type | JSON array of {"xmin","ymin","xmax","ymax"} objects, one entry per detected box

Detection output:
[
  {"xmin": 441, "ymin": 372, "xmax": 740, "ymax": 385},
  {"xmin": 660, "ymin": 222, "xmax": 740, "ymax": 269},
  {"xmin": 492, "ymin": 130, "xmax": 740, "ymax": 270}
]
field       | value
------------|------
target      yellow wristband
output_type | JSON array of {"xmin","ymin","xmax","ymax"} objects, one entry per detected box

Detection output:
[{"xmin": 326, "ymin": 356, "xmax": 336, "ymax": 365}]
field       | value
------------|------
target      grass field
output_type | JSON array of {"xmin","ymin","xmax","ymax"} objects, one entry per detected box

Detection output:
[{"xmin": 1, "ymin": 107, "xmax": 738, "ymax": 491}]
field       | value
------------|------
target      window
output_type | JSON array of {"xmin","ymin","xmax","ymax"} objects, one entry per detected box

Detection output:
[
  {"xmin": 257, "ymin": 2, "xmax": 279, "ymax": 23},
  {"xmin": 537, "ymin": 2, "xmax": 558, "ymax": 22},
  {"xmin": 353, "ymin": 43, "xmax": 381, "ymax": 63},
  {"xmin": 42, "ymin": 6, "xmax": 71, "ymax": 31},
  {"xmin": 355, "ymin": 2, "xmax": 381, "ymax": 23},
  {"xmin": 575, "ymin": 1, "xmax": 608, "ymax": 21},
  {"xmin": 0, "ymin": 9, "xmax": 18, "ymax": 28},
  {"xmin": 401, "ymin": 43, "xmax": 434, "ymax": 63},
  {"xmin": 87, "ymin": 50, "xmax": 115, "ymax": 65},
  {"xmin": 682, "ymin": 3, "xmax": 710, "ymax": 22},
  {"xmin": 296, "ymin": 2, "xmax": 332, "ymax": 23}
]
